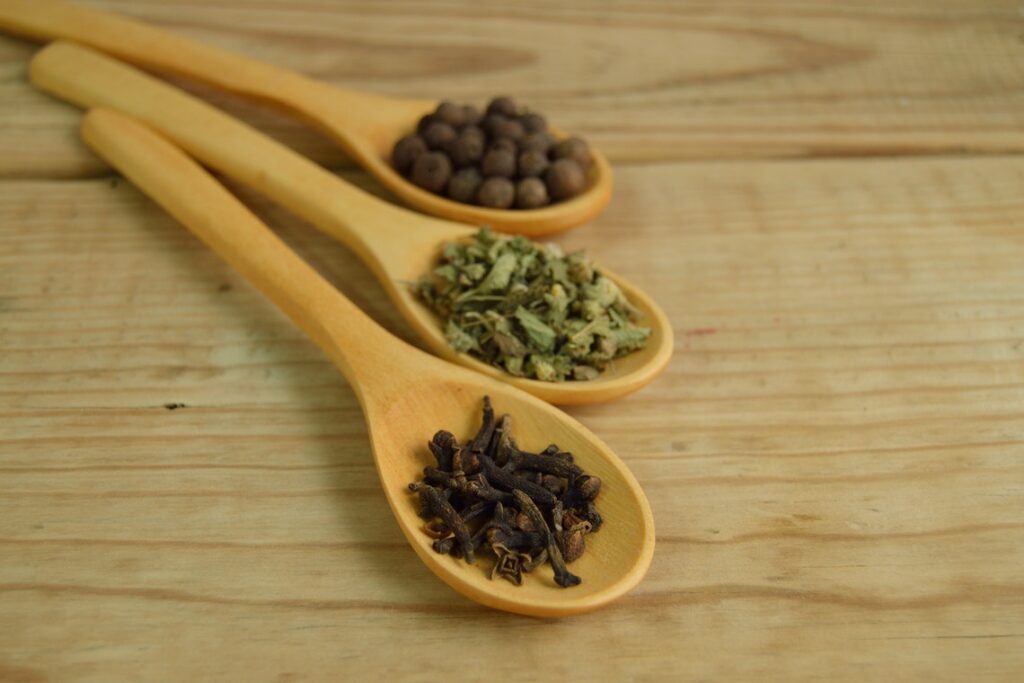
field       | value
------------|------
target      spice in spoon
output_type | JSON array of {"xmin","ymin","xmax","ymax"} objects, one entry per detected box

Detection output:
[
  {"xmin": 408, "ymin": 397, "xmax": 601, "ymax": 587},
  {"xmin": 414, "ymin": 228, "xmax": 651, "ymax": 382},
  {"xmin": 393, "ymin": 96, "xmax": 594, "ymax": 209}
]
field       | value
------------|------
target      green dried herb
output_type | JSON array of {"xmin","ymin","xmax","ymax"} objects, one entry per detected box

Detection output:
[{"xmin": 414, "ymin": 228, "xmax": 650, "ymax": 382}]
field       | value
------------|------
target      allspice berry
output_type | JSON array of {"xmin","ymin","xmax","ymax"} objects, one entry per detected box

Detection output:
[
  {"xmin": 392, "ymin": 134, "xmax": 427, "ymax": 174},
  {"xmin": 462, "ymin": 104, "xmax": 483, "ymax": 126},
  {"xmin": 422, "ymin": 121, "xmax": 457, "ymax": 150},
  {"xmin": 519, "ymin": 131, "xmax": 555, "ymax": 154},
  {"xmin": 448, "ymin": 128, "xmax": 485, "ymax": 167},
  {"xmin": 517, "ymin": 149, "xmax": 549, "ymax": 178},
  {"xmin": 434, "ymin": 100, "xmax": 465, "ymax": 127},
  {"xmin": 521, "ymin": 112, "xmax": 547, "ymax": 133},
  {"xmin": 411, "ymin": 152, "xmax": 452, "ymax": 193},
  {"xmin": 544, "ymin": 158, "xmax": 586, "ymax": 200},
  {"xmin": 416, "ymin": 113, "xmax": 436, "ymax": 135},
  {"xmin": 482, "ymin": 113, "xmax": 508, "ymax": 138},
  {"xmin": 477, "ymin": 177, "xmax": 515, "ymax": 208},
  {"xmin": 447, "ymin": 167, "xmax": 483, "ymax": 204},
  {"xmin": 491, "ymin": 118, "xmax": 525, "ymax": 142},
  {"xmin": 486, "ymin": 95, "xmax": 518, "ymax": 117},
  {"xmin": 490, "ymin": 137, "xmax": 517, "ymax": 154},
  {"xmin": 482, "ymin": 148, "xmax": 516, "ymax": 178},
  {"xmin": 515, "ymin": 177, "xmax": 549, "ymax": 209},
  {"xmin": 554, "ymin": 136, "xmax": 593, "ymax": 170},
  {"xmin": 392, "ymin": 96, "xmax": 593, "ymax": 209}
]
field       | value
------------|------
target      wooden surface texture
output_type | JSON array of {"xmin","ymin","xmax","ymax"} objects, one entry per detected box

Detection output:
[{"xmin": 1, "ymin": 0, "xmax": 1023, "ymax": 680}]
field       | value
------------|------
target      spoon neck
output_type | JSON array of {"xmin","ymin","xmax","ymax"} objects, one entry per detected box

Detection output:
[{"xmin": 80, "ymin": 108, "xmax": 412, "ymax": 400}]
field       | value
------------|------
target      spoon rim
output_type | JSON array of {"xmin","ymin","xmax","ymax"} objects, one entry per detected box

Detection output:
[{"xmin": 364, "ymin": 146, "xmax": 614, "ymax": 238}]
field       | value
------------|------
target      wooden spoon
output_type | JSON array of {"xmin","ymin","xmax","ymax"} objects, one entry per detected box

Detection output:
[
  {"xmin": 0, "ymin": 0, "xmax": 612, "ymax": 236},
  {"xmin": 29, "ymin": 41, "xmax": 673, "ymax": 406},
  {"xmin": 79, "ymin": 106, "xmax": 654, "ymax": 617}
]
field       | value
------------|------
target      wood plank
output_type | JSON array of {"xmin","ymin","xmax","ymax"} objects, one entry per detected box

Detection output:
[
  {"xmin": 2, "ymin": 0, "xmax": 1024, "ymax": 177},
  {"xmin": 2, "ymin": 154, "xmax": 1023, "ymax": 679}
]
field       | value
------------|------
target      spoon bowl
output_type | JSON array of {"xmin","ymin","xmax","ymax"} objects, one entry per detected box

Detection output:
[
  {"xmin": 0, "ymin": 0, "xmax": 612, "ymax": 236},
  {"xmin": 29, "ymin": 41, "xmax": 673, "ymax": 406},
  {"xmin": 80, "ymin": 106, "xmax": 655, "ymax": 616}
]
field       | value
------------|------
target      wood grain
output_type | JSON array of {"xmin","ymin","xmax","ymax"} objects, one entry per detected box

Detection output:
[
  {"xmin": 3, "ymin": 0, "xmax": 1024, "ymax": 177},
  {"xmin": 2, "ymin": 0, "xmax": 1024, "ymax": 679}
]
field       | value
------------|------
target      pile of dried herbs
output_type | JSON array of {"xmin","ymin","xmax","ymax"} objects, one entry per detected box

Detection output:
[
  {"xmin": 408, "ymin": 397, "xmax": 602, "ymax": 587},
  {"xmin": 414, "ymin": 228, "xmax": 651, "ymax": 382}
]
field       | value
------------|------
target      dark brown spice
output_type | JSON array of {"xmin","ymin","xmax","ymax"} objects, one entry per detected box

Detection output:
[
  {"xmin": 392, "ymin": 134, "xmax": 427, "ymax": 174},
  {"xmin": 477, "ymin": 177, "xmax": 515, "ymax": 208},
  {"xmin": 422, "ymin": 121, "xmax": 457, "ymax": 150},
  {"xmin": 447, "ymin": 167, "xmax": 483, "ymax": 204},
  {"xmin": 545, "ymin": 158, "xmax": 586, "ymax": 200},
  {"xmin": 515, "ymin": 177, "xmax": 549, "ymax": 209},
  {"xmin": 489, "ymin": 137, "xmax": 518, "ymax": 155},
  {"xmin": 393, "ymin": 97, "xmax": 593, "ymax": 209},
  {"xmin": 517, "ymin": 150, "xmax": 550, "ymax": 179},
  {"xmin": 481, "ymin": 148, "xmax": 516, "ymax": 178},
  {"xmin": 435, "ymin": 100, "xmax": 466, "ymax": 127},
  {"xmin": 491, "ymin": 118, "xmax": 525, "ymax": 142},
  {"xmin": 487, "ymin": 95, "xmax": 518, "ymax": 117},
  {"xmin": 462, "ymin": 104, "xmax": 483, "ymax": 126},
  {"xmin": 411, "ymin": 152, "xmax": 452, "ymax": 193},
  {"xmin": 416, "ymin": 114, "xmax": 437, "ymax": 135},
  {"xmin": 519, "ymin": 131, "xmax": 555, "ymax": 154},
  {"xmin": 554, "ymin": 136, "xmax": 593, "ymax": 170},
  {"xmin": 407, "ymin": 397, "xmax": 601, "ymax": 588},
  {"xmin": 521, "ymin": 112, "xmax": 547, "ymax": 133}
]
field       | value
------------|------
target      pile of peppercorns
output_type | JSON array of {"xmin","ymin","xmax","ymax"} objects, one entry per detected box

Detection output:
[{"xmin": 392, "ymin": 96, "xmax": 593, "ymax": 210}]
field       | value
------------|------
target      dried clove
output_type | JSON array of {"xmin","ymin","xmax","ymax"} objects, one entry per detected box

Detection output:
[
  {"xmin": 418, "ymin": 484, "xmax": 474, "ymax": 564},
  {"xmin": 514, "ymin": 490, "xmax": 581, "ymax": 588},
  {"xmin": 406, "ymin": 397, "xmax": 603, "ymax": 588}
]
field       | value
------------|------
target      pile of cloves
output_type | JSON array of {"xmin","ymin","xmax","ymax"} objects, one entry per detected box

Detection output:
[{"xmin": 408, "ymin": 396, "xmax": 602, "ymax": 588}]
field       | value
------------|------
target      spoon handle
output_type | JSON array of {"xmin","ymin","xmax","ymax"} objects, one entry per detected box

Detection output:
[
  {"xmin": 79, "ymin": 107, "xmax": 401, "ymax": 391},
  {"xmin": 29, "ymin": 41, "xmax": 450, "ymax": 277},
  {"xmin": 0, "ymin": 0, "xmax": 379, "ymax": 133}
]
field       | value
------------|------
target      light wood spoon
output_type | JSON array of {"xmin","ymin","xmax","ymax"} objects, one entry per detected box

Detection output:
[
  {"xmin": 29, "ymin": 41, "xmax": 673, "ymax": 406},
  {"xmin": 0, "ymin": 0, "xmax": 612, "ymax": 236},
  {"xmin": 79, "ymin": 106, "xmax": 654, "ymax": 617}
]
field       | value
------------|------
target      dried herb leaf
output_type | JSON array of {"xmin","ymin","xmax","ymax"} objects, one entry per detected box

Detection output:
[{"xmin": 415, "ymin": 228, "xmax": 651, "ymax": 382}]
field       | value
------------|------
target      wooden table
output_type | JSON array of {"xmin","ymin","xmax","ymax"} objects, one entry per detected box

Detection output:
[{"xmin": 2, "ymin": 1, "xmax": 1023, "ymax": 679}]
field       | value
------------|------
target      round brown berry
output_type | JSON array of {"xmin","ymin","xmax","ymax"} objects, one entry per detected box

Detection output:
[
  {"xmin": 462, "ymin": 104, "xmax": 483, "ymax": 126},
  {"xmin": 481, "ymin": 148, "xmax": 516, "ymax": 178},
  {"xmin": 544, "ymin": 158, "xmax": 586, "ymax": 200},
  {"xmin": 411, "ymin": 152, "xmax": 452, "ymax": 193},
  {"xmin": 448, "ymin": 128, "xmax": 485, "ymax": 168},
  {"xmin": 515, "ymin": 177, "xmax": 549, "ymax": 209},
  {"xmin": 491, "ymin": 118, "xmax": 525, "ymax": 142},
  {"xmin": 422, "ymin": 121, "xmax": 457, "ymax": 150},
  {"xmin": 554, "ymin": 136, "xmax": 592, "ymax": 170},
  {"xmin": 519, "ymin": 131, "xmax": 555, "ymax": 154},
  {"xmin": 489, "ymin": 138, "xmax": 517, "ymax": 155},
  {"xmin": 521, "ymin": 112, "xmax": 547, "ymax": 133},
  {"xmin": 392, "ymin": 134, "xmax": 427, "ymax": 174},
  {"xmin": 416, "ymin": 114, "xmax": 437, "ymax": 135},
  {"xmin": 486, "ymin": 95, "xmax": 518, "ymax": 117},
  {"xmin": 477, "ymin": 177, "xmax": 515, "ymax": 208},
  {"xmin": 517, "ymin": 149, "xmax": 549, "ymax": 178},
  {"xmin": 434, "ymin": 100, "xmax": 465, "ymax": 127},
  {"xmin": 447, "ymin": 167, "xmax": 483, "ymax": 204}
]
